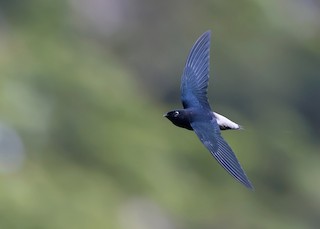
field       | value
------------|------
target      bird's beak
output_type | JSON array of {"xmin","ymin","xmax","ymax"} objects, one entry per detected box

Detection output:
[{"xmin": 163, "ymin": 113, "xmax": 168, "ymax": 117}]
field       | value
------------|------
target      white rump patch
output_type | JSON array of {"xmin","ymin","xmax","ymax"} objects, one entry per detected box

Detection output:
[{"xmin": 213, "ymin": 112, "xmax": 241, "ymax": 130}]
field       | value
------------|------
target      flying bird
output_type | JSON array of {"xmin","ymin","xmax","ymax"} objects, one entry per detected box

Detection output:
[{"xmin": 164, "ymin": 31, "xmax": 253, "ymax": 189}]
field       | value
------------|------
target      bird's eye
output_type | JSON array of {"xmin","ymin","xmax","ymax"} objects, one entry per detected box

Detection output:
[{"xmin": 174, "ymin": 111, "xmax": 179, "ymax": 117}]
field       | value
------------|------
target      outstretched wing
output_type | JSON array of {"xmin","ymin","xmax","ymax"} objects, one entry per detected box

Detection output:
[
  {"xmin": 181, "ymin": 31, "xmax": 211, "ymax": 109},
  {"xmin": 191, "ymin": 119, "xmax": 254, "ymax": 189}
]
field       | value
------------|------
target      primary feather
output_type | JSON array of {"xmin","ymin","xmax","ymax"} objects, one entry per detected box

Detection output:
[
  {"xmin": 181, "ymin": 31, "xmax": 211, "ymax": 110},
  {"xmin": 191, "ymin": 120, "xmax": 253, "ymax": 189}
]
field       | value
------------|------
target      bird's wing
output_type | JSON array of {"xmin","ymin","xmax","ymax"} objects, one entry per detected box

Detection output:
[
  {"xmin": 190, "ymin": 119, "xmax": 254, "ymax": 189},
  {"xmin": 181, "ymin": 31, "xmax": 211, "ymax": 109}
]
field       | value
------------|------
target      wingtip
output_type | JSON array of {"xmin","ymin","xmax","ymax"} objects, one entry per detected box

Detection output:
[
  {"xmin": 237, "ymin": 172, "xmax": 254, "ymax": 190},
  {"xmin": 236, "ymin": 169, "xmax": 254, "ymax": 190},
  {"xmin": 202, "ymin": 30, "xmax": 211, "ymax": 38},
  {"xmin": 244, "ymin": 180, "xmax": 255, "ymax": 191},
  {"xmin": 195, "ymin": 30, "xmax": 211, "ymax": 42}
]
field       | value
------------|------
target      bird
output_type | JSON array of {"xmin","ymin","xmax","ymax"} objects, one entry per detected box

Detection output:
[{"xmin": 164, "ymin": 31, "xmax": 253, "ymax": 190}]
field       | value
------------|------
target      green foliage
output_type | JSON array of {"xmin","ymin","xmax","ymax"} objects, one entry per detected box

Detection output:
[{"xmin": 0, "ymin": 1, "xmax": 319, "ymax": 228}]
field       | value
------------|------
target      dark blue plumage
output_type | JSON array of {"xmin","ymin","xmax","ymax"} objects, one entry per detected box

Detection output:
[{"xmin": 164, "ymin": 31, "xmax": 253, "ymax": 190}]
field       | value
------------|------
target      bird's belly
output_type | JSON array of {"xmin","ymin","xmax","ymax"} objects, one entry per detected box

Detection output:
[{"xmin": 173, "ymin": 120, "xmax": 193, "ymax": 130}]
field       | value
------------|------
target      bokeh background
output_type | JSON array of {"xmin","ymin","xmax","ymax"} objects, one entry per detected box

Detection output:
[{"xmin": 0, "ymin": 0, "xmax": 320, "ymax": 228}]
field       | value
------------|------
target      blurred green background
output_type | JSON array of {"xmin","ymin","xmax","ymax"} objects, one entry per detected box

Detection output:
[{"xmin": 0, "ymin": 0, "xmax": 320, "ymax": 228}]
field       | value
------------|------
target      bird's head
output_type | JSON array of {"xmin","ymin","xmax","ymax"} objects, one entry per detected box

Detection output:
[
  {"xmin": 164, "ymin": 110, "xmax": 182, "ymax": 122},
  {"xmin": 163, "ymin": 110, "xmax": 192, "ymax": 130}
]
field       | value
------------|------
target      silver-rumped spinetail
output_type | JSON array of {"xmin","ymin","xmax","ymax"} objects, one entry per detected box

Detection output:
[{"xmin": 164, "ymin": 31, "xmax": 253, "ymax": 190}]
